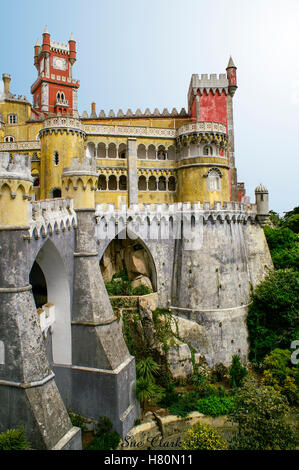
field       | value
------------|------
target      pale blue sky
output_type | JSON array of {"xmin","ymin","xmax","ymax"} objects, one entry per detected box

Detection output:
[{"xmin": 0, "ymin": 0, "xmax": 298, "ymax": 214}]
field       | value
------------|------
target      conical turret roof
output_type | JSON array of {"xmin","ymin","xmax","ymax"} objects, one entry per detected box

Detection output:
[{"xmin": 227, "ymin": 56, "xmax": 236, "ymax": 68}]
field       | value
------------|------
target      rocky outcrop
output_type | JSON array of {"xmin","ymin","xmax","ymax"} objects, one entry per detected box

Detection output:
[
  {"xmin": 132, "ymin": 296, "xmax": 203, "ymax": 379},
  {"xmin": 167, "ymin": 341, "xmax": 194, "ymax": 378},
  {"xmin": 131, "ymin": 275, "xmax": 153, "ymax": 292},
  {"xmin": 100, "ymin": 239, "xmax": 154, "ymax": 289}
]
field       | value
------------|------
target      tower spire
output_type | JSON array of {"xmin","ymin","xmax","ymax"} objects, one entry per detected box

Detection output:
[{"xmin": 227, "ymin": 56, "xmax": 236, "ymax": 69}]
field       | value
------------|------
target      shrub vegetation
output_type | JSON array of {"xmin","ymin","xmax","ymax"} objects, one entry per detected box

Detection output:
[
  {"xmin": 182, "ymin": 422, "xmax": 228, "ymax": 450},
  {"xmin": 0, "ymin": 427, "xmax": 30, "ymax": 450},
  {"xmin": 85, "ymin": 417, "xmax": 120, "ymax": 451}
]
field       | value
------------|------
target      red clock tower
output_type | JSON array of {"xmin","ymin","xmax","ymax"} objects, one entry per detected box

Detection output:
[{"xmin": 31, "ymin": 26, "xmax": 79, "ymax": 117}]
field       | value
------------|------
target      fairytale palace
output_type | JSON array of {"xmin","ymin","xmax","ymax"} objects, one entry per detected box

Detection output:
[{"xmin": 0, "ymin": 28, "xmax": 271, "ymax": 449}]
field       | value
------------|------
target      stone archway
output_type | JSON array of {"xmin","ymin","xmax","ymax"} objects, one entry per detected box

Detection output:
[
  {"xmin": 100, "ymin": 231, "xmax": 157, "ymax": 293},
  {"xmin": 29, "ymin": 239, "xmax": 71, "ymax": 365}
]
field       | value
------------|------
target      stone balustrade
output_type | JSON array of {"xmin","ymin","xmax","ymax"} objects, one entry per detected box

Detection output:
[{"xmin": 176, "ymin": 121, "xmax": 227, "ymax": 137}]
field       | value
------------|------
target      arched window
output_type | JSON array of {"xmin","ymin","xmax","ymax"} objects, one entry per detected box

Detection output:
[
  {"xmin": 207, "ymin": 169, "xmax": 221, "ymax": 191},
  {"xmin": 98, "ymin": 175, "xmax": 107, "ymax": 190},
  {"xmin": 4, "ymin": 136, "xmax": 14, "ymax": 142},
  {"xmin": 118, "ymin": 143, "xmax": 127, "ymax": 159},
  {"xmin": 148, "ymin": 176, "xmax": 157, "ymax": 191},
  {"xmin": 53, "ymin": 151, "xmax": 59, "ymax": 166},
  {"xmin": 108, "ymin": 143, "xmax": 117, "ymax": 158},
  {"xmin": 157, "ymin": 146, "xmax": 166, "ymax": 160},
  {"xmin": 119, "ymin": 175, "xmax": 127, "ymax": 190},
  {"xmin": 57, "ymin": 92, "xmax": 61, "ymax": 100},
  {"xmin": 137, "ymin": 144, "xmax": 146, "ymax": 160},
  {"xmin": 158, "ymin": 176, "xmax": 167, "ymax": 191},
  {"xmin": 108, "ymin": 175, "xmax": 117, "ymax": 190},
  {"xmin": 97, "ymin": 143, "xmax": 106, "ymax": 159},
  {"xmin": 168, "ymin": 176, "xmax": 176, "ymax": 192},
  {"xmin": 147, "ymin": 145, "xmax": 156, "ymax": 160},
  {"xmin": 138, "ymin": 175, "xmax": 147, "ymax": 191},
  {"xmin": 86, "ymin": 142, "xmax": 95, "ymax": 158},
  {"xmin": 203, "ymin": 145, "xmax": 213, "ymax": 156}
]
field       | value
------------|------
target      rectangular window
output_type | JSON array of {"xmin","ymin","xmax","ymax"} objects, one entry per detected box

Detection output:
[{"xmin": 8, "ymin": 114, "xmax": 17, "ymax": 125}]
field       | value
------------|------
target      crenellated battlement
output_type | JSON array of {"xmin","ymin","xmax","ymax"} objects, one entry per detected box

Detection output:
[
  {"xmin": 96, "ymin": 200, "xmax": 255, "ymax": 213},
  {"xmin": 188, "ymin": 73, "xmax": 229, "ymax": 108},
  {"xmin": 95, "ymin": 201, "xmax": 258, "ymax": 242},
  {"xmin": 26, "ymin": 197, "xmax": 77, "ymax": 240},
  {"xmin": 81, "ymin": 107, "xmax": 189, "ymax": 120}
]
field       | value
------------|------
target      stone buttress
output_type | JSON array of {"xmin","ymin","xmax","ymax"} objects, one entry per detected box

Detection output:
[
  {"xmin": 0, "ymin": 153, "xmax": 81, "ymax": 449},
  {"xmin": 61, "ymin": 157, "xmax": 139, "ymax": 437}
]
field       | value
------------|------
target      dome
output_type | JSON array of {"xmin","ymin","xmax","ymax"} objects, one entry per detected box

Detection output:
[{"xmin": 255, "ymin": 183, "xmax": 268, "ymax": 193}]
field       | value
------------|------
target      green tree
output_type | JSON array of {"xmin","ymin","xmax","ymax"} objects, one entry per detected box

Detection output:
[
  {"xmin": 264, "ymin": 225, "xmax": 297, "ymax": 252},
  {"xmin": 282, "ymin": 206, "xmax": 299, "ymax": 222},
  {"xmin": 282, "ymin": 214, "xmax": 299, "ymax": 234},
  {"xmin": 261, "ymin": 349, "xmax": 299, "ymax": 405},
  {"xmin": 229, "ymin": 355, "xmax": 247, "ymax": 388},
  {"xmin": 229, "ymin": 376, "xmax": 297, "ymax": 450},
  {"xmin": 268, "ymin": 210, "xmax": 282, "ymax": 227},
  {"xmin": 271, "ymin": 246, "xmax": 299, "ymax": 271},
  {"xmin": 247, "ymin": 269, "xmax": 299, "ymax": 363}
]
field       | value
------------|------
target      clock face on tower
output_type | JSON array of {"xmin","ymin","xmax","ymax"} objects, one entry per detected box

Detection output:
[{"xmin": 53, "ymin": 56, "xmax": 68, "ymax": 71}]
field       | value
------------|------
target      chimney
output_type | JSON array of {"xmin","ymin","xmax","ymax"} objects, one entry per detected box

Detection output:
[
  {"xmin": 91, "ymin": 102, "xmax": 97, "ymax": 118},
  {"xmin": 2, "ymin": 74, "xmax": 11, "ymax": 94}
]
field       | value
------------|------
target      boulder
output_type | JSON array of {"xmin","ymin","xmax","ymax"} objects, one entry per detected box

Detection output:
[
  {"xmin": 171, "ymin": 315, "xmax": 211, "ymax": 357},
  {"xmin": 139, "ymin": 300, "xmax": 156, "ymax": 348},
  {"xmin": 124, "ymin": 246, "xmax": 151, "ymax": 280},
  {"xmin": 166, "ymin": 340, "xmax": 193, "ymax": 378},
  {"xmin": 131, "ymin": 275, "xmax": 153, "ymax": 292}
]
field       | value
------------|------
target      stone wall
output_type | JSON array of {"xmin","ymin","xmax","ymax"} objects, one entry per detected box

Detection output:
[
  {"xmin": 118, "ymin": 411, "xmax": 237, "ymax": 450},
  {"xmin": 96, "ymin": 203, "xmax": 273, "ymax": 367}
]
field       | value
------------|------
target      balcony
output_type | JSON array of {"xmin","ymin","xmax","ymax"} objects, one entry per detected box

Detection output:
[
  {"xmin": 55, "ymin": 98, "xmax": 69, "ymax": 107},
  {"xmin": 177, "ymin": 121, "xmax": 227, "ymax": 137}
]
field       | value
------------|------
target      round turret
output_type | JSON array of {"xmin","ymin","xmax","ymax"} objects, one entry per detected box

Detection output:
[
  {"xmin": 175, "ymin": 121, "xmax": 230, "ymax": 204},
  {"xmin": 226, "ymin": 56, "xmax": 238, "ymax": 97},
  {"xmin": 34, "ymin": 39, "xmax": 40, "ymax": 68},
  {"xmin": 42, "ymin": 25, "xmax": 50, "ymax": 55},
  {"xmin": 255, "ymin": 183, "xmax": 269, "ymax": 226},
  {"xmin": 61, "ymin": 157, "xmax": 97, "ymax": 209},
  {"xmin": 0, "ymin": 152, "xmax": 33, "ymax": 226},
  {"xmin": 39, "ymin": 116, "xmax": 86, "ymax": 199},
  {"xmin": 68, "ymin": 33, "xmax": 76, "ymax": 65}
]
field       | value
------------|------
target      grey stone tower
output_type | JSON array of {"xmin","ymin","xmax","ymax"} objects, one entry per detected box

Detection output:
[{"xmin": 255, "ymin": 184, "xmax": 269, "ymax": 226}]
